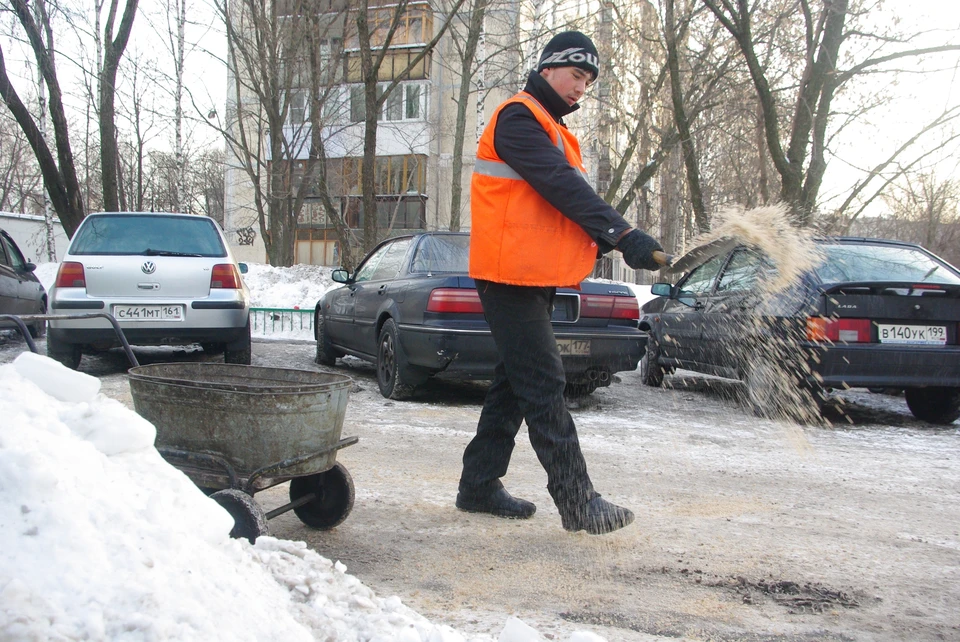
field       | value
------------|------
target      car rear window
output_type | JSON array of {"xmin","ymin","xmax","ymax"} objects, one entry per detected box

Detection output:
[
  {"xmin": 815, "ymin": 243, "xmax": 960, "ymax": 285},
  {"xmin": 70, "ymin": 215, "xmax": 227, "ymax": 257},
  {"xmin": 410, "ymin": 235, "xmax": 469, "ymax": 273}
]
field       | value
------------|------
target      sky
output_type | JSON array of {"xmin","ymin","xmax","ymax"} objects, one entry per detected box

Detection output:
[{"xmin": 1, "ymin": 264, "xmax": 623, "ymax": 642}]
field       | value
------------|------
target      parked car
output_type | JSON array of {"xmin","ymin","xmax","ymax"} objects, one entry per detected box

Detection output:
[
  {"xmin": 315, "ymin": 231, "xmax": 647, "ymax": 399},
  {"xmin": 0, "ymin": 228, "xmax": 47, "ymax": 338},
  {"xmin": 47, "ymin": 212, "xmax": 251, "ymax": 369},
  {"xmin": 639, "ymin": 236, "xmax": 960, "ymax": 424}
]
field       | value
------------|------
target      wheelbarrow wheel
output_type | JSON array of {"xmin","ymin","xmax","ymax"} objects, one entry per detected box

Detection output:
[
  {"xmin": 289, "ymin": 462, "xmax": 355, "ymax": 530},
  {"xmin": 210, "ymin": 489, "xmax": 269, "ymax": 544}
]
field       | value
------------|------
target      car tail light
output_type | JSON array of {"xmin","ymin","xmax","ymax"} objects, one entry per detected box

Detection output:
[
  {"xmin": 806, "ymin": 317, "xmax": 871, "ymax": 343},
  {"xmin": 54, "ymin": 262, "xmax": 86, "ymax": 288},
  {"xmin": 579, "ymin": 294, "xmax": 640, "ymax": 320},
  {"xmin": 210, "ymin": 264, "xmax": 242, "ymax": 289},
  {"xmin": 426, "ymin": 288, "xmax": 484, "ymax": 313}
]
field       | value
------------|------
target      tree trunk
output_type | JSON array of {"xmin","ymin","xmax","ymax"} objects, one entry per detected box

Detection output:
[
  {"xmin": 3, "ymin": 0, "xmax": 85, "ymax": 236},
  {"xmin": 100, "ymin": 0, "xmax": 140, "ymax": 213},
  {"xmin": 449, "ymin": 0, "xmax": 488, "ymax": 232},
  {"xmin": 665, "ymin": 0, "xmax": 709, "ymax": 233}
]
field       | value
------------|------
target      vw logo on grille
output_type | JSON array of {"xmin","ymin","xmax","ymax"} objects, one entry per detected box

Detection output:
[{"xmin": 141, "ymin": 261, "xmax": 157, "ymax": 274}]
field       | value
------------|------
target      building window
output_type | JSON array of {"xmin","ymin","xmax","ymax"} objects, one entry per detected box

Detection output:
[
  {"xmin": 349, "ymin": 82, "xmax": 425, "ymax": 122},
  {"xmin": 344, "ymin": 5, "xmax": 432, "ymax": 49},
  {"xmin": 288, "ymin": 90, "xmax": 308, "ymax": 125}
]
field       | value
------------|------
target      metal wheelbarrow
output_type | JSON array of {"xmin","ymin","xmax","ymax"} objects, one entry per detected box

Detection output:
[{"xmin": 127, "ymin": 362, "xmax": 357, "ymax": 543}]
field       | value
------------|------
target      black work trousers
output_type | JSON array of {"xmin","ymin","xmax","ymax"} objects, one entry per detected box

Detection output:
[{"xmin": 459, "ymin": 280, "xmax": 597, "ymax": 514}]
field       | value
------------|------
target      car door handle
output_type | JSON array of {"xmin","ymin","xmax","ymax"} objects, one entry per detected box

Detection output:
[{"xmin": 378, "ymin": 285, "xmax": 387, "ymax": 295}]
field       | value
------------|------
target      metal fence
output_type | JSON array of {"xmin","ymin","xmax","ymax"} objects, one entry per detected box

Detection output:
[{"xmin": 250, "ymin": 307, "xmax": 314, "ymax": 336}]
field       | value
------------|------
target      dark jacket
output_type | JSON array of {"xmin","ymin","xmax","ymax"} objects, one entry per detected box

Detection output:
[{"xmin": 493, "ymin": 70, "xmax": 631, "ymax": 252}]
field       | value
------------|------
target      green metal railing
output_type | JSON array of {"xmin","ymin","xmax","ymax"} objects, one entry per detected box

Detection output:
[{"xmin": 250, "ymin": 307, "xmax": 314, "ymax": 336}]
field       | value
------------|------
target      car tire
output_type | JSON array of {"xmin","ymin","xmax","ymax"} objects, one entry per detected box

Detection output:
[
  {"xmin": 640, "ymin": 340, "xmax": 664, "ymax": 387},
  {"xmin": 201, "ymin": 342, "xmax": 224, "ymax": 355},
  {"xmin": 905, "ymin": 387, "xmax": 960, "ymax": 425},
  {"xmin": 564, "ymin": 380, "xmax": 599, "ymax": 398},
  {"xmin": 29, "ymin": 300, "xmax": 47, "ymax": 339},
  {"xmin": 46, "ymin": 333, "xmax": 81, "ymax": 370},
  {"xmin": 377, "ymin": 319, "xmax": 416, "ymax": 400},
  {"xmin": 314, "ymin": 311, "xmax": 341, "ymax": 366},
  {"xmin": 224, "ymin": 320, "xmax": 252, "ymax": 365}
]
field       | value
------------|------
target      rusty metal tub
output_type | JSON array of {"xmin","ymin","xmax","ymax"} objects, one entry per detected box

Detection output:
[{"xmin": 128, "ymin": 362, "xmax": 357, "ymax": 541}]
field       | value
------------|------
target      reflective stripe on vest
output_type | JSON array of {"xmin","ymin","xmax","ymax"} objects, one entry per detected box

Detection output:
[{"xmin": 472, "ymin": 95, "xmax": 590, "ymax": 183}]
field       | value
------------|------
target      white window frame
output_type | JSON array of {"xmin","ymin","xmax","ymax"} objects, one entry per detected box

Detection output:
[{"xmin": 348, "ymin": 82, "xmax": 427, "ymax": 123}]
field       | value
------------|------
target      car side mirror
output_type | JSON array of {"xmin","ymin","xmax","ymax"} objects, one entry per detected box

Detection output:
[
  {"xmin": 238, "ymin": 262, "xmax": 248, "ymax": 274},
  {"xmin": 332, "ymin": 268, "xmax": 350, "ymax": 284},
  {"xmin": 24, "ymin": 262, "xmax": 37, "ymax": 273},
  {"xmin": 650, "ymin": 282, "xmax": 672, "ymax": 297},
  {"xmin": 677, "ymin": 290, "xmax": 697, "ymax": 307}
]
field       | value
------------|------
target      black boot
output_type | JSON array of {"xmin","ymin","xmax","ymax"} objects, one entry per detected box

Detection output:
[
  {"xmin": 456, "ymin": 487, "xmax": 536, "ymax": 519},
  {"xmin": 561, "ymin": 496, "xmax": 634, "ymax": 534}
]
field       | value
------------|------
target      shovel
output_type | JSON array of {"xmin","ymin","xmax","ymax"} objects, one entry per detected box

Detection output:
[{"xmin": 659, "ymin": 237, "xmax": 741, "ymax": 275}]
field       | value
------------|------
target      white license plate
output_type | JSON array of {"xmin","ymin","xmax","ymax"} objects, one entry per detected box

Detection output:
[
  {"xmin": 113, "ymin": 304, "xmax": 184, "ymax": 321},
  {"xmin": 877, "ymin": 324, "xmax": 946, "ymax": 345},
  {"xmin": 557, "ymin": 339, "xmax": 591, "ymax": 356}
]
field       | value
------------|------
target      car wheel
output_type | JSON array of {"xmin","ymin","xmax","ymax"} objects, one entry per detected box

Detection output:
[
  {"xmin": 224, "ymin": 320, "xmax": 252, "ymax": 365},
  {"xmin": 201, "ymin": 342, "xmax": 224, "ymax": 355},
  {"xmin": 905, "ymin": 387, "xmax": 960, "ymax": 425},
  {"xmin": 377, "ymin": 319, "xmax": 416, "ymax": 400},
  {"xmin": 289, "ymin": 462, "xmax": 355, "ymax": 530},
  {"xmin": 314, "ymin": 311, "xmax": 341, "ymax": 366},
  {"xmin": 564, "ymin": 380, "xmax": 599, "ymax": 398},
  {"xmin": 640, "ymin": 340, "xmax": 664, "ymax": 387},
  {"xmin": 29, "ymin": 299, "xmax": 47, "ymax": 339},
  {"xmin": 46, "ymin": 333, "xmax": 81, "ymax": 370}
]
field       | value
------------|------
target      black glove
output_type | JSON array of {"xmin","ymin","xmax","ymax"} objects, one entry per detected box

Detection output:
[{"xmin": 617, "ymin": 229, "xmax": 664, "ymax": 271}]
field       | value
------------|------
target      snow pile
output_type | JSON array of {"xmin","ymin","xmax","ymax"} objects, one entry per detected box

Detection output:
[
  {"xmin": 242, "ymin": 263, "xmax": 336, "ymax": 311},
  {"xmin": 0, "ymin": 352, "xmax": 604, "ymax": 641}
]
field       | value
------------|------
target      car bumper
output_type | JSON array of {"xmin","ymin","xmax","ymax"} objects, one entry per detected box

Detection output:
[
  {"xmin": 48, "ymin": 291, "xmax": 249, "ymax": 348},
  {"xmin": 398, "ymin": 323, "xmax": 646, "ymax": 381},
  {"xmin": 806, "ymin": 343, "xmax": 960, "ymax": 389}
]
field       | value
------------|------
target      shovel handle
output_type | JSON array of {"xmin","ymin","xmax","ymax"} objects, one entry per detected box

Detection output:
[{"xmin": 652, "ymin": 250, "xmax": 674, "ymax": 267}]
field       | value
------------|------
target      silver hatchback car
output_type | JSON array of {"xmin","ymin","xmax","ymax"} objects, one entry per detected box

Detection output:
[{"xmin": 47, "ymin": 212, "xmax": 251, "ymax": 369}]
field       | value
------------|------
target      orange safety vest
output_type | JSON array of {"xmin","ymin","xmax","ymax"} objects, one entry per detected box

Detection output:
[{"xmin": 469, "ymin": 92, "xmax": 598, "ymax": 288}]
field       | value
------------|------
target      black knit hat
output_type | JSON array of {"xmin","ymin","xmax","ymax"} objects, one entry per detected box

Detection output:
[{"xmin": 537, "ymin": 31, "xmax": 600, "ymax": 80}]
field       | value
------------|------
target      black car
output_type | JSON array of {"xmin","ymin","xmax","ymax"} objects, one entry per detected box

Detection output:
[
  {"xmin": 639, "ymin": 236, "xmax": 960, "ymax": 424},
  {"xmin": 315, "ymin": 232, "xmax": 647, "ymax": 399},
  {"xmin": 0, "ymin": 228, "xmax": 47, "ymax": 339}
]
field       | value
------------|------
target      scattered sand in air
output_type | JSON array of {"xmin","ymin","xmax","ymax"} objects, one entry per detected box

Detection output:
[
  {"xmin": 687, "ymin": 204, "xmax": 829, "ymax": 446},
  {"xmin": 692, "ymin": 203, "xmax": 822, "ymax": 293}
]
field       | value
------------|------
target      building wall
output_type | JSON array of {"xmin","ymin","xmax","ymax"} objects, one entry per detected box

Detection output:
[
  {"xmin": 0, "ymin": 212, "xmax": 69, "ymax": 264},
  {"xmin": 221, "ymin": 0, "xmax": 652, "ymax": 273}
]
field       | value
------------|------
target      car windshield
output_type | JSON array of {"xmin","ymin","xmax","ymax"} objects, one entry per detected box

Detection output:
[
  {"xmin": 409, "ymin": 235, "xmax": 469, "ymax": 273},
  {"xmin": 815, "ymin": 243, "xmax": 960, "ymax": 285},
  {"xmin": 70, "ymin": 215, "xmax": 227, "ymax": 257}
]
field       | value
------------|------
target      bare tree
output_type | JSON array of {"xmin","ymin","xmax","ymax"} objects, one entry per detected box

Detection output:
[
  {"xmin": 445, "ymin": 0, "xmax": 486, "ymax": 232},
  {"xmin": 700, "ymin": 0, "xmax": 960, "ymax": 225},
  {"xmin": 876, "ymin": 172, "xmax": 960, "ymax": 265},
  {"xmin": 1, "ymin": 0, "xmax": 86, "ymax": 236},
  {"xmin": 217, "ymin": 0, "xmax": 352, "ymax": 266},
  {"xmin": 97, "ymin": 0, "xmax": 140, "ymax": 212},
  {"xmin": 353, "ymin": 0, "xmax": 468, "ymax": 251},
  {"xmin": 0, "ymin": 110, "xmax": 43, "ymax": 212},
  {"xmin": 196, "ymin": 147, "xmax": 225, "ymax": 225}
]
